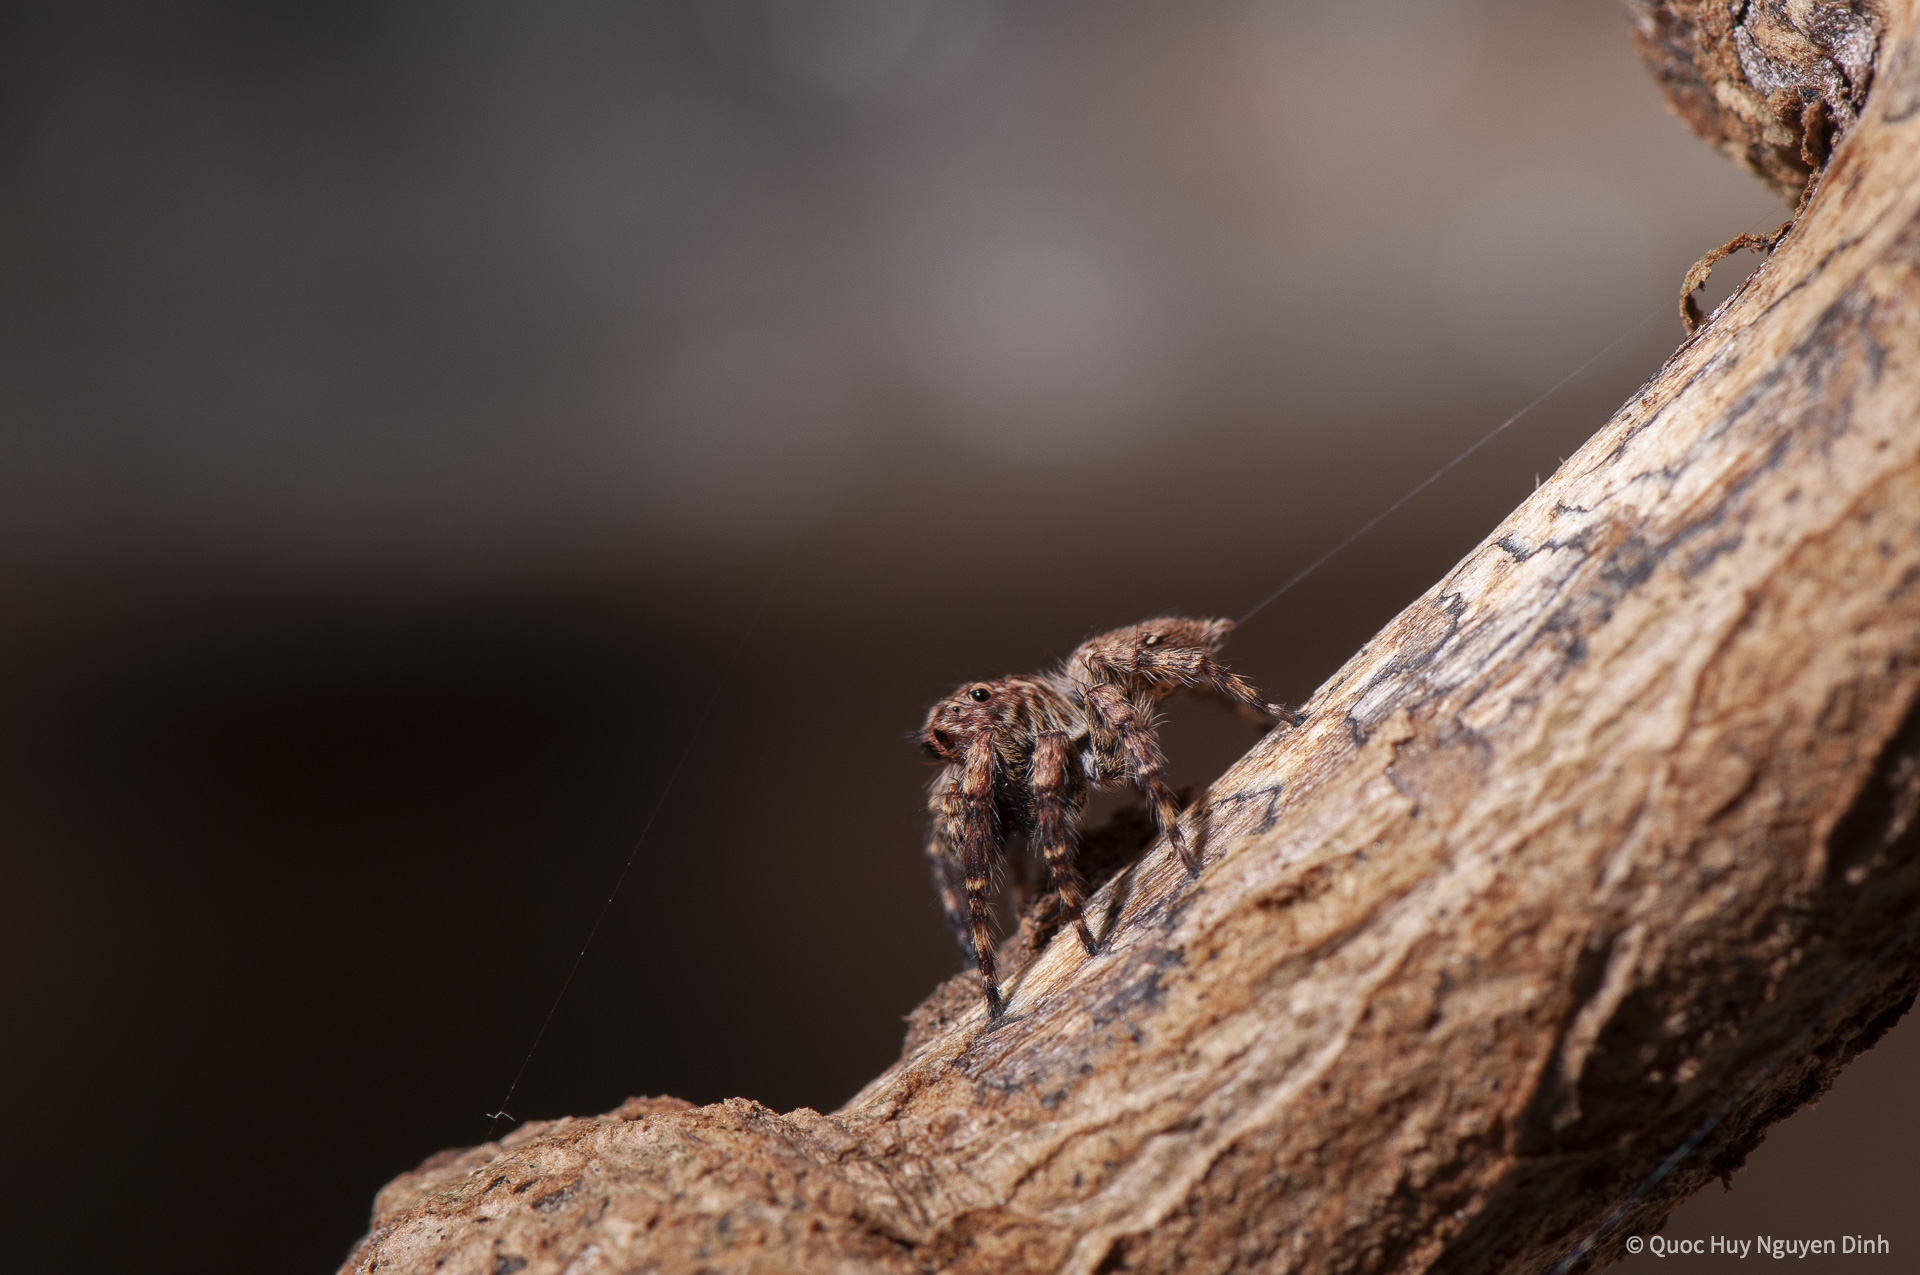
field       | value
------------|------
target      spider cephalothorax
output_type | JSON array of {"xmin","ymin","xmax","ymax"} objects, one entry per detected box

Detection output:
[{"xmin": 917, "ymin": 616, "xmax": 1300, "ymax": 1017}]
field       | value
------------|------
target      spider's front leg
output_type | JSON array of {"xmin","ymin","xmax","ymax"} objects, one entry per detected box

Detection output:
[
  {"xmin": 959, "ymin": 733, "xmax": 1008, "ymax": 1017},
  {"xmin": 1030, "ymin": 731, "xmax": 1098, "ymax": 957},
  {"xmin": 1085, "ymin": 682, "xmax": 1199, "ymax": 876}
]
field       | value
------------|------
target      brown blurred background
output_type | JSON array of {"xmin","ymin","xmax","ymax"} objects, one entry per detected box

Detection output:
[{"xmin": 2, "ymin": 1, "xmax": 1911, "ymax": 1271}]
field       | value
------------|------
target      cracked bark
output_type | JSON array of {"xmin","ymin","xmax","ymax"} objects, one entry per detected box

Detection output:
[{"xmin": 344, "ymin": 3, "xmax": 1920, "ymax": 1272}]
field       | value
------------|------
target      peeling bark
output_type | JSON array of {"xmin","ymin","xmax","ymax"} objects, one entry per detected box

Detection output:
[
  {"xmin": 343, "ymin": 4, "xmax": 1920, "ymax": 1272},
  {"xmin": 1628, "ymin": 0, "xmax": 1881, "ymax": 199}
]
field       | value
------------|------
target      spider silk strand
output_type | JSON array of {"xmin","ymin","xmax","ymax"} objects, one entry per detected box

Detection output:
[
  {"xmin": 483, "ymin": 578, "xmax": 777, "ymax": 1140},
  {"xmin": 1241, "ymin": 204, "xmax": 1793, "ymax": 630},
  {"xmin": 1237, "ymin": 305, "xmax": 1664, "ymax": 627}
]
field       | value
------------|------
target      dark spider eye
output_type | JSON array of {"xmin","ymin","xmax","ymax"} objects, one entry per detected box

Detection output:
[
  {"xmin": 970, "ymin": 686, "xmax": 991, "ymax": 702},
  {"xmin": 1142, "ymin": 634, "xmax": 1164, "ymax": 647}
]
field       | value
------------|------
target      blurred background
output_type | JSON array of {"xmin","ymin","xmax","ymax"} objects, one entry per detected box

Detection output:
[{"xmin": 3, "ymin": 1, "xmax": 1912, "ymax": 1270}]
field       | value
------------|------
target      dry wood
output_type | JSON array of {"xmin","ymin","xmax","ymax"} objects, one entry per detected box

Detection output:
[
  {"xmin": 1679, "ymin": 223, "xmax": 1790, "ymax": 334},
  {"xmin": 344, "ymin": 4, "xmax": 1920, "ymax": 1271},
  {"xmin": 1627, "ymin": 0, "xmax": 1881, "ymax": 200}
]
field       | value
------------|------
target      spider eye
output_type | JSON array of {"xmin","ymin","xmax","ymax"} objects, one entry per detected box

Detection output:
[
  {"xmin": 969, "ymin": 686, "xmax": 991, "ymax": 702},
  {"xmin": 1142, "ymin": 634, "xmax": 1164, "ymax": 647}
]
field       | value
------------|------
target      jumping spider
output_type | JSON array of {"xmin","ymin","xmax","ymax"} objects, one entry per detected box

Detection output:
[{"xmin": 917, "ymin": 616, "xmax": 1301, "ymax": 1017}]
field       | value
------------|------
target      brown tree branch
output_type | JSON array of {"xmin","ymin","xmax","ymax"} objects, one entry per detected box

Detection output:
[
  {"xmin": 343, "ymin": 4, "xmax": 1920, "ymax": 1271},
  {"xmin": 1627, "ymin": 0, "xmax": 1881, "ymax": 200}
]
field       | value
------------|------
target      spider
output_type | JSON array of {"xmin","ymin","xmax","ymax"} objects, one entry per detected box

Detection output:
[{"xmin": 917, "ymin": 616, "xmax": 1301, "ymax": 1017}]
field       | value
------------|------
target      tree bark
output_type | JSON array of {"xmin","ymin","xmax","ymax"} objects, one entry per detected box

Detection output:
[
  {"xmin": 344, "ymin": 4, "xmax": 1920, "ymax": 1272},
  {"xmin": 1628, "ymin": 0, "xmax": 1882, "ymax": 200}
]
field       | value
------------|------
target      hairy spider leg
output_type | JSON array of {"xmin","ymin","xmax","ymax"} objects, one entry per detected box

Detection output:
[
  {"xmin": 925, "ymin": 776, "xmax": 976, "ymax": 963},
  {"xmin": 1184, "ymin": 655, "xmax": 1305, "ymax": 729},
  {"xmin": 960, "ymin": 733, "xmax": 1006, "ymax": 1017},
  {"xmin": 1030, "ymin": 730, "xmax": 1098, "ymax": 957},
  {"xmin": 1084, "ymin": 682, "xmax": 1198, "ymax": 876}
]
